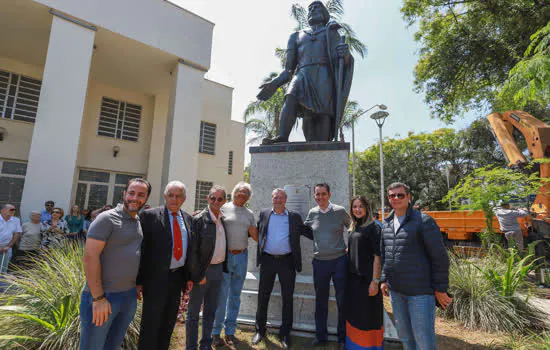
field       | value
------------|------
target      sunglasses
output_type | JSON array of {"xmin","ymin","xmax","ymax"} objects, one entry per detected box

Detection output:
[
  {"xmin": 209, "ymin": 196, "xmax": 225, "ymax": 202},
  {"xmin": 388, "ymin": 193, "xmax": 407, "ymax": 199},
  {"xmin": 46, "ymin": 204, "xmax": 54, "ymax": 207},
  {"xmin": 8, "ymin": 208, "xmax": 15, "ymax": 212}
]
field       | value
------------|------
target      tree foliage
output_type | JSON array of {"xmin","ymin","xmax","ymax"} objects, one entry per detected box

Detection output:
[
  {"xmin": 356, "ymin": 120, "xmax": 506, "ymax": 210},
  {"xmin": 499, "ymin": 21, "xmax": 550, "ymax": 112},
  {"xmin": 443, "ymin": 165, "xmax": 542, "ymax": 233},
  {"xmin": 402, "ymin": 0, "xmax": 550, "ymax": 123}
]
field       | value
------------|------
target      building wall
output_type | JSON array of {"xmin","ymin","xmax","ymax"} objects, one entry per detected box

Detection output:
[
  {"xmin": 197, "ymin": 79, "xmax": 245, "ymax": 200},
  {"xmin": 0, "ymin": 56, "xmax": 43, "ymax": 162},
  {"xmin": 33, "ymin": 0, "xmax": 213, "ymax": 69},
  {"xmin": 77, "ymin": 82, "xmax": 154, "ymax": 175}
]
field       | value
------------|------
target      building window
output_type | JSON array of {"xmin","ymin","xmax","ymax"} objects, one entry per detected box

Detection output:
[
  {"xmin": 199, "ymin": 121, "xmax": 216, "ymax": 155},
  {"xmin": 74, "ymin": 169, "xmax": 143, "ymax": 210},
  {"xmin": 228, "ymin": 151, "xmax": 234, "ymax": 175},
  {"xmin": 194, "ymin": 180, "xmax": 213, "ymax": 211},
  {"xmin": 97, "ymin": 97, "xmax": 142, "ymax": 142},
  {"xmin": 0, "ymin": 159, "xmax": 27, "ymax": 211},
  {"xmin": 0, "ymin": 69, "xmax": 42, "ymax": 123}
]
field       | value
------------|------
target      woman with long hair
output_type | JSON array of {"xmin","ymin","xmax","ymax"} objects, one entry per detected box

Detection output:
[
  {"xmin": 345, "ymin": 195, "xmax": 384, "ymax": 349},
  {"xmin": 65, "ymin": 204, "xmax": 83, "ymax": 239}
]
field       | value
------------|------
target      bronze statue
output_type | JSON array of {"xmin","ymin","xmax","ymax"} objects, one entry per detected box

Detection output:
[{"xmin": 257, "ymin": 1, "xmax": 354, "ymax": 144}]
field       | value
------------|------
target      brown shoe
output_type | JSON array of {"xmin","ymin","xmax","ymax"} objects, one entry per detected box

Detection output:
[
  {"xmin": 225, "ymin": 334, "xmax": 239, "ymax": 345},
  {"xmin": 212, "ymin": 334, "xmax": 225, "ymax": 347}
]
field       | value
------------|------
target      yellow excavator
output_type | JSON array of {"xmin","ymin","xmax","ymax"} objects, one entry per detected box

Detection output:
[{"xmin": 487, "ymin": 110, "xmax": 550, "ymax": 259}]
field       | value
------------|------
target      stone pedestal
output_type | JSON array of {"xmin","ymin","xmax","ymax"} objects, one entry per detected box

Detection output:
[{"xmin": 238, "ymin": 142, "xmax": 399, "ymax": 341}]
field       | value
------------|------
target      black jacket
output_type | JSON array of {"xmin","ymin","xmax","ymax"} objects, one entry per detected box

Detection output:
[
  {"xmin": 192, "ymin": 207, "xmax": 229, "ymax": 281},
  {"xmin": 380, "ymin": 207, "xmax": 449, "ymax": 295},
  {"xmin": 256, "ymin": 208, "xmax": 313, "ymax": 272},
  {"xmin": 137, "ymin": 206, "xmax": 198, "ymax": 286}
]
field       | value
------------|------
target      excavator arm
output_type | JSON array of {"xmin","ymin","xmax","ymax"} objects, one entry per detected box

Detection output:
[{"xmin": 487, "ymin": 111, "xmax": 550, "ymax": 217}]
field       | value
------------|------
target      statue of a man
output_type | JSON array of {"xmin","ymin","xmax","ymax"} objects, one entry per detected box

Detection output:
[{"xmin": 257, "ymin": 1, "xmax": 354, "ymax": 144}]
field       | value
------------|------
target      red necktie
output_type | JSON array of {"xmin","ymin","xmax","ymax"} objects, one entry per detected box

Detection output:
[{"xmin": 172, "ymin": 212, "xmax": 183, "ymax": 260}]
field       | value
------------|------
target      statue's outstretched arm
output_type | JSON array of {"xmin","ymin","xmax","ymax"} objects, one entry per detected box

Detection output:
[{"xmin": 257, "ymin": 33, "xmax": 298, "ymax": 101}]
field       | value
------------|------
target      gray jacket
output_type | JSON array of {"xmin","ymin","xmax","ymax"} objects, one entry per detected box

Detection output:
[{"xmin": 380, "ymin": 207, "xmax": 449, "ymax": 295}]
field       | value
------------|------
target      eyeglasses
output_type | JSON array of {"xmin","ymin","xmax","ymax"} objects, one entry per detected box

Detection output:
[
  {"xmin": 209, "ymin": 196, "xmax": 225, "ymax": 202},
  {"xmin": 388, "ymin": 193, "xmax": 407, "ymax": 199}
]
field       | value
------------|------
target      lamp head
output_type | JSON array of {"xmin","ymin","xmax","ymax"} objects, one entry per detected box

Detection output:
[
  {"xmin": 112, "ymin": 145, "xmax": 120, "ymax": 158},
  {"xmin": 0, "ymin": 127, "xmax": 5, "ymax": 141},
  {"xmin": 378, "ymin": 104, "xmax": 388, "ymax": 110},
  {"xmin": 370, "ymin": 111, "xmax": 390, "ymax": 127}
]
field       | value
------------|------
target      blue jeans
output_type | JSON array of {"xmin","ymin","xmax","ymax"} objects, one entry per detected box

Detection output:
[
  {"xmin": 80, "ymin": 288, "xmax": 137, "ymax": 350},
  {"xmin": 390, "ymin": 290, "xmax": 437, "ymax": 350},
  {"xmin": 213, "ymin": 250, "xmax": 248, "ymax": 336},
  {"xmin": 312, "ymin": 255, "xmax": 347, "ymax": 343},
  {"xmin": 0, "ymin": 248, "xmax": 12, "ymax": 292},
  {"xmin": 186, "ymin": 263, "xmax": 224, "ymax": 350}
]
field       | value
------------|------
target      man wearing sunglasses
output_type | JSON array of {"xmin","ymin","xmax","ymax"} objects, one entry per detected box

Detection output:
[
  {"xmin": 40, "ymin": 200, "xmax": 55, "ymax": 223},
  {"xmin": 0, "ymin": 203, "xmax": 22, "ymax": 291},
  {"xmin": 186, "ymin": 185, "xmax": 229, "ymax": 350},
  {"xmin": 380, "ymin": 182, "xmax": 451, "ymax": 350}
]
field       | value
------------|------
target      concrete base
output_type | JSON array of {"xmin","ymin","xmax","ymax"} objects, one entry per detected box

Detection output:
[{"xmin": 241, "ymin": 142, "xmax": 399, "ymax": 342}]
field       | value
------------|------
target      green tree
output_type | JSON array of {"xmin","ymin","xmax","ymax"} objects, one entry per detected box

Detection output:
[
  {"xmin": 355, "ymin": 121, "xmax": 506, "ymax": 210},
  {"xmin": 443, "ymin": 166, "xmax": 541, "ymax": 235},
  {"xmin": 338, "ymin": 100, "xmax": 365, "ymax": 142},
  {"xmin": 499, "ymin": 21, "xmax": 550, "ymax": 112},
  {"xmin": 402, "ymin": 0, "xmax": 550, "ymax": 123}
]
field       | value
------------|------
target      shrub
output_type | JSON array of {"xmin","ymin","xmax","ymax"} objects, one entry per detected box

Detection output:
[
  {"xmin": 502, "ymin": 331, "xmax": 550, "ymax": 349},
  {"xmin": 441, "ymin": 254, "xmax": 549, "ymax": 333},
  {"xmin": 0, "ymin": 244, "xmax": 141, "ymax": 349}
]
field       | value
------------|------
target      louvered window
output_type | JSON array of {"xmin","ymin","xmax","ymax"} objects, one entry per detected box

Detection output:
[
  {"xmin": 199, "ymin": 121, "xmax": 216, "ymax": 155},
  {"xmin": 0, "ymin": 69, "xmax": 42, "ymax": 123},
  {"xmin": 228, "ymin": 151, "xmax": 234, "ymax": 175},
  {"xmin": 194, "ymin": 180, "xmax": 213, "ymax": 211},
  {"xmin": 0, "ymin": 159, "xmax": 27, "ymax": 213},
  {"xmin": 98, "ymin": 97, "xmax": 142, "ymax": 142}
]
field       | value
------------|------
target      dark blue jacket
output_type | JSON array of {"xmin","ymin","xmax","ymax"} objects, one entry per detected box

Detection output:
[{"xmin": 380, "ymin": 207, "xmax": 449, "ymax": 295}]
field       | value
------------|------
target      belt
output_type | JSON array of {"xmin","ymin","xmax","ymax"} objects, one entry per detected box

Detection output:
[
  {"xmin": 169, "ymin": 266, "xmax": 184, "ymax": 273},
  {"xmin": 229, "ymin": 248, "xmax": 247, "ymax": 255},
  {"xmin": 263, "ymin": 252, "xmax": 292, "ymax": 259},
  {"xmin": 297, "ymin": 57, "xmax": 330, "ymax": 70}
]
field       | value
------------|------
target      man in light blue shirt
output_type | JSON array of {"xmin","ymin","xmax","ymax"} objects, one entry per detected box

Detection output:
[
  {"xmin": 252, "ymin": 188, "xmax": 313, "ymax": 348},
  {"xmin": 40, "ymin": 200, "xmax": 54, "ymax": 222}
]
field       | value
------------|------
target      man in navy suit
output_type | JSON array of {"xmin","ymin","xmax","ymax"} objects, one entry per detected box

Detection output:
[
  {"xmin": 137, "ymin": 181, "xmax": 198, "ymax": 350},
  {"xmin": 251, "ymin": 188, "xmax": 313, "ymax": 349}
]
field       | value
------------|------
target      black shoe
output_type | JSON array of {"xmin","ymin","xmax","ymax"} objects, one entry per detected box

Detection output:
[
  {"xmin": 251, "ymin": 332, "xmax": 264, "ymax": 345},
  {"xmin": 261, "ymin": 136, "xmax": 289, "ymax": 145},
  {"xmin": 212, "ymin": 334, "xmax": 225, "ymax": 347},
  {"xmin": 225, "ymin": 334, "xmax": 238, "ymax": 346},
  {"xmin": 306, "ymin": 338, "xmax": 327, "ymax": 348},
  {"xmin": 279, "ymin": 334, "xmax": 291, "ymax": 349}
]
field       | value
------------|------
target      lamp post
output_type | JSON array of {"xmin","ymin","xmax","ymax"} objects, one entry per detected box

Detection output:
[
  {"xmin": 351, "ymin": 104, "xmax": 387, "ymax": 196},
  {"xmin": 444, "ymin": 163, "xmax": 452, "ymax": 211},
  {"xmin": 371, "ymin": 110, "xmax": 390, "ymax": 219}
]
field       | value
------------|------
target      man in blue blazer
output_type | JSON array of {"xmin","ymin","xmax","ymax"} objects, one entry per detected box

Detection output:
[{"xmin": 252, "ymin": 188, "xmax": 313, "ymax": 349}]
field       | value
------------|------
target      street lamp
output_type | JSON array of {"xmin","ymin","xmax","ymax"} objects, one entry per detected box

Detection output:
[
  {"xmin": 371, "ymin": 110, "xmax": 390, "ymax": 219},
  {"xmin": 351, "ymin": 104, "xmax": 387, "ymax": 196}
]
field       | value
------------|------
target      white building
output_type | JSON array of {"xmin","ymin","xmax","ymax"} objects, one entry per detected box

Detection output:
[{"xmin": 0, "ymin": 0, "xmax": 245, "ymax": 217}]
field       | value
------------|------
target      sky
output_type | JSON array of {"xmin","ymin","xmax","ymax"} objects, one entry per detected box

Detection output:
[{"xmin": 174, "ymin": 0, "xmax": 480, "ymax": 164}]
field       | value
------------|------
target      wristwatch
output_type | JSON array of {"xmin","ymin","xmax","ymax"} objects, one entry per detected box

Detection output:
[
  {"xmin": 372, "ymin": 278, "xmax": 380, "ymax": 283},
  {"xmin": 92, "ymin": 294, "xmax": 106, "ymax": 302}
]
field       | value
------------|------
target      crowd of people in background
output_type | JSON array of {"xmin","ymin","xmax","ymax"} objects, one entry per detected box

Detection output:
[{"xmin": 0, "ymin": 179, "xmax": 453, "ymax": 350}]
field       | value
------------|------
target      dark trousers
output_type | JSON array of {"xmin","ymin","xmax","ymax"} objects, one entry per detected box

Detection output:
[
  {"xmin": 312, "ymin": 255, "xmax": 347, "ymax": 342},
  {"xmin": 186, "ymin": 263, "xmax": 224, "ymax": 350},
  {"xmin": 255, "ymin": 253, "xmax": 296, "ymax": 336},
  {"xmin": 138, "ymin": 269, "xmax": 186, "ymax": 350}
]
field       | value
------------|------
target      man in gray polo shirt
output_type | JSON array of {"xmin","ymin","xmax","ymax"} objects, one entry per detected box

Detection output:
[
  {"xmin": 304, "ymin": 183, "xmax": 351, "ymax": 349},
  {"xmin": 80, "ymin": 178, "xmax": 151, "ymax": 350}
]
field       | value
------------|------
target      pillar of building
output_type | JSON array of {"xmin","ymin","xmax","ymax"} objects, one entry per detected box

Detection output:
[
  {"xmin": 20, "ymin": 13, "xmax": 96, "ymax": 218},
  {"xmin": 159, "ymin": 60, "xmax": 206, "ymax": 213}
]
